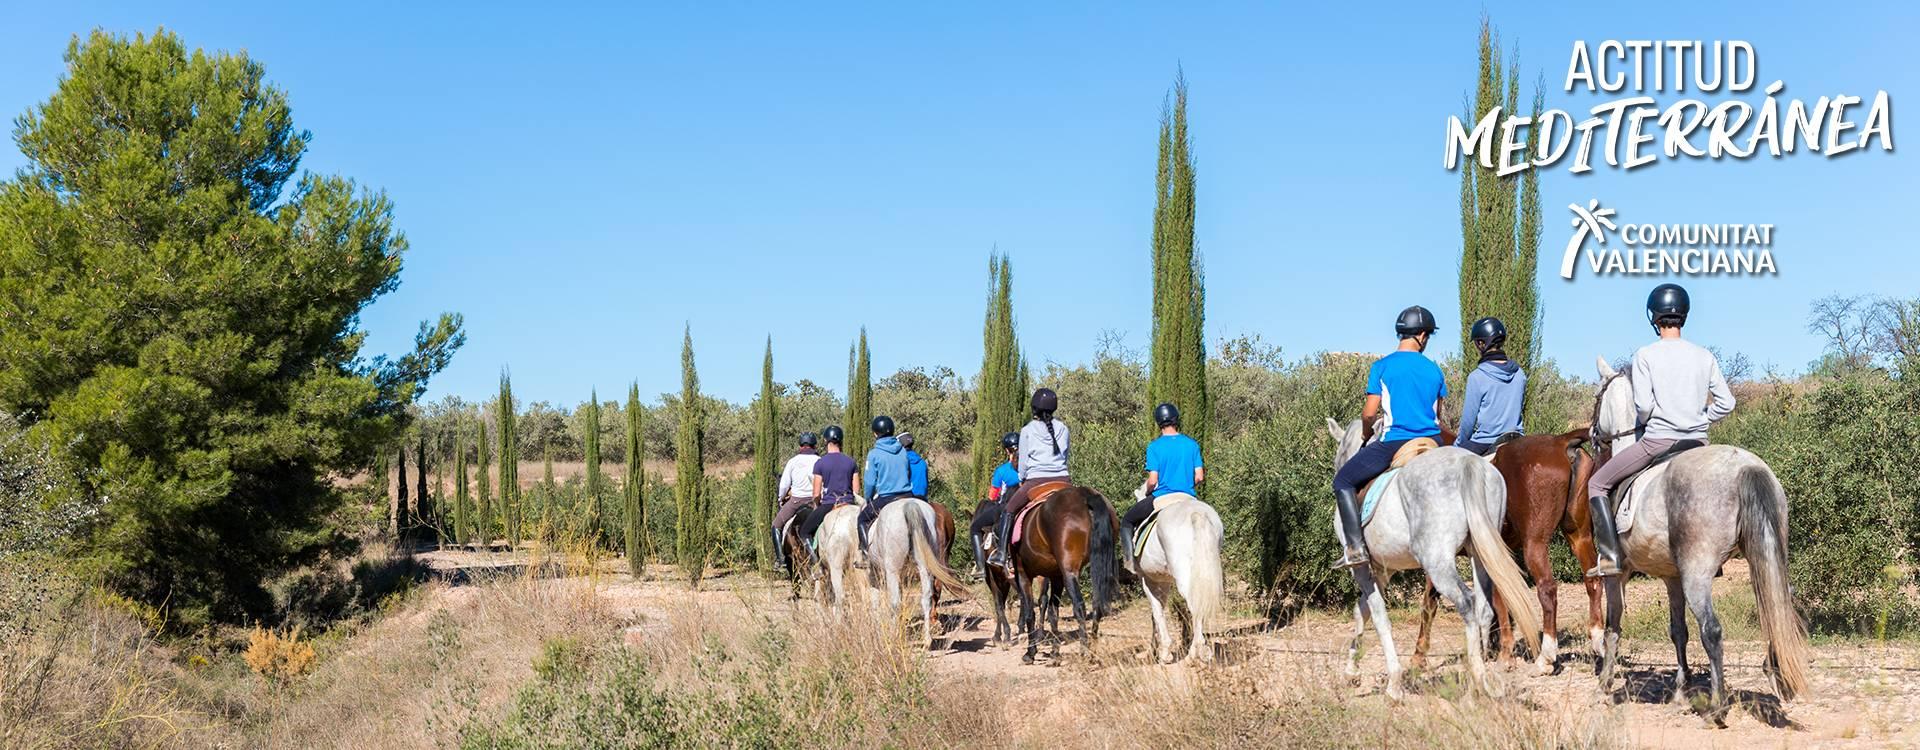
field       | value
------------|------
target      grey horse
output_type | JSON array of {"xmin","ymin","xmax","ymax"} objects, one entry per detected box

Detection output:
[
  {"xmin": 1326, "ymin": 418, "xmax": 1541, "ymax": 698},
  {"xmin": 1589, "ymin": 358, "xmax": 1811, "ymax": 725}
]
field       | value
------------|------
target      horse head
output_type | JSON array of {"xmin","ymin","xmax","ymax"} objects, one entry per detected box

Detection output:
[
  {"xmin": 1591, "ymin": 356, "xmax": 1639, "ymax": 454},
  {"xmin": 1324, "ymin": 416, "xmax": 1381, "ymax": 469}
]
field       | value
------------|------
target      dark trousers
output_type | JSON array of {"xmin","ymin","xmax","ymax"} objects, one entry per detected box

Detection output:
[
  {"xmin": 1333, "ymin": 439, "xmax": 1411, "ymax": 494},
  {"xmin": 970, "ymin": 500, "xmax": 1002, "ymax": 538},
  {"xmin": 1458, "ymin": 439, "xmax": 1493, "ymax": 456},
  {"xmin": 857, "ymin": 492, "xmax": 914, "ymax": 530},
  {"xmin": 798, "ymin": 500, "xmax": 846, "ymax": 543},
  {"xmin": 1122, "ymin": 496, "xmax": 1160, "ymax": 529}
]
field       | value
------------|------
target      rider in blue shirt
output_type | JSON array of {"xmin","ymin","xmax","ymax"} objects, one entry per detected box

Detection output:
[
  {"xmin": 1332, "ymin": 306, "xmax": 1447, "ymax": 569},
  {"xmin": 1120, "ymin": 402, "xmax": 1204, "ymax": 574},
  {"xmin": 901, "ymin": 432, "xmax": 930, "ymax": 498},
  {"xmin": 969, "ymin": 432, "xmax": 1021, "ymax": 579}
]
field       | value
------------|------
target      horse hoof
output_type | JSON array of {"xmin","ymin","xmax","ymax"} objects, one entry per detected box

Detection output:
[
  {"xmin": 1385, "ymin": 682, "xmax": 1406, "ymax": 701},
  {"xmin": 1022, "ymin": 653, "xmax": 1035, "ymax": 665},
  {"xmin": 1533, "ymin": 659, "xmax": 1554, "ymax": 678}
]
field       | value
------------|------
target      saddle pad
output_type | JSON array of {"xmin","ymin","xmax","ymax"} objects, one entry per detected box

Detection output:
[
  {"xmin": 1132, "ymin": 510, "xmax": 1164, "ymax": 559},
  {"xmin": 1008, "ymin": 482, "xmax": 1070, "ymax": 546},
  {"xmin": 1361, "ymin": 468, "xmax": 1400, "ymax": 526}
]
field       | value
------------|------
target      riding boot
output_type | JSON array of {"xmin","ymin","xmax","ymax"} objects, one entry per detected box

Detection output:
[
  {"xmin": 1118, "ymin": 526, "xmax": 1138, "ymax": 575},
  {"xmin": 972, "ymin": 535, "xmax": 989, "ymax": 580},
  {"xmin": 989, "ymin": 510, "xmax": 1015, "ymax": 568},
  {"xmin": 1333, "ymin": 488, "xmax": 1371, "ymax": 569},
  {"xmin": 1586, "ymin": 495, "xmax": 1625, "ymax": 578},
  {"xmin": 854, "ymin": 522, "xmax": 871, "ymax": 569},
  {"xmin": 772, "ymin": 528, "xmax": 788, "ymax": 573}
]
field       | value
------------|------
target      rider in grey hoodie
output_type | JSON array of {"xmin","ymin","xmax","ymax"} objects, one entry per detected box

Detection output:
[{"xmin": 1455, "ymin": 317, "xmax": 1527, "ymax": 456}]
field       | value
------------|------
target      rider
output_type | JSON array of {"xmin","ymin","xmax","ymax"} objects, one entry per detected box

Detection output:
[
  {"xmin": 969, "ymin": 432, "xmax": 1021, "ymax": 578},
  {"xmin": 1331, "ymin": 305, "xmax": 1447, "ymax": 569},
  {"xmin": 1454, "ymin": 316, "xmax": 1527, "ymax": 456},
  {"xmin": 1585, "ymin": 283, "xmax": 1735, "ymax": 578},
  {"xmin": 1120, "ymin": 402, "xmax": 1204, "ymax": 575},
  {"xmin": 797, "ymin": 425, "xmax": 860, "ymax": 552},
  {"xmin": 856, "ymin": 415, "xmax": 914, "ymax": 563},
  {"xmin": 900, "ymin": 432, "xmax": 930, "ymax": 499},
  {"xmin": 770, "ymin": 431, "xmax": 822, "ymax": 572},
  {"xmin": 988, "ymin": 388, "xmax": 1071, "ymax": 568}
]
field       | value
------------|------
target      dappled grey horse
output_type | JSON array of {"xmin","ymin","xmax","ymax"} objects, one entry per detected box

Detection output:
[
  {"xmin": 1589, "ymin": 358, "xmax": 1810, "ymax": 725},
  {"xmin": 1326, "ymin": 418, "xmax": 1540, "ymax": 699}
]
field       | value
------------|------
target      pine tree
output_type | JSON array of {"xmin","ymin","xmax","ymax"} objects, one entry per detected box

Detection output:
[
  {"xmin": 845, "ymin": 330, "xmax": 873, "ymax": 466},
  {"xmin": 476, "ymin": 419, "xmax": 492, "ymax": 547},
  {"xmin": 624, "ymin": 382, "xmax": 646, "ymax": 575},
  {"xmin": 970, "ymin": 252, "xmax": 1027, "ymax": 496},
  {"xmin": 497, "ymin": 372, "xmax": 519, "ymax": 547},
  {"xmin": 752, "ymin": 338, "xmax": 780, "ymax": 570},
  {"xmin": 1457, "ymin": 20, "xmax": 1544, "ymax": 403},
  {"xmin": 453, "ymin": 421, "xmax": 469, "ymax": 546},
  {"xmin": 675, "ymin": 326, "xmax": 709, "ymax": 585},
  {"xmin": 1148, "ymin": 71, "xmax": 1210, "ymax": 450},
  {"xmin": 584, "ymin": 388, "xmax": 604, "ymax": 544}
]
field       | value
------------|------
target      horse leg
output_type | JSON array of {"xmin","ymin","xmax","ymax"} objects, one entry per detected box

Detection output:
[
  {"xmin": 1355, "ymin": 567, "xmax": 1404, "ymax": 700},
  {"xmin": 1346, "ymin": 599, "xmax": 1369, "ymax": 679},
  {"xmin": 1065, "ymin": 571, "xmax": 1092, "ymax": 655},
  {"xmin": 1683, "ymin": 572, "xmax": 1729, "ymax": 727},
  {"xmin": 1597, "ymin": 574, "xmax": 1625, "ymax": 700},
  {"xmin": 1018, "ymin": 573, "xmax": 1040, "ymax": 664},
  {"xmin": 1412, "ymin": 580, "xmax": 1439, "ymax": 672},
  {"xmin": 1048, "ymin": 580, "xmax": 1063, "ymax": 662},
  {"xmin": 1488, "ymin": 570, "xmax": 1511, "ymax": 666},
  {"xmin": 920, "ymin": 559, "xmax": 937, "ymax": 649},
  {"xmin": 1143, "ymin": 576, "xmax": 1175, "ymax": 664},
  {"xmin": 1664, "ymin": 577, "xmax": 1691, "ymax": 706},
  {"xmin": 1433, "ymin": 563, "xmax": 1495, "ymax": 697},
  {"xmin": 1569, "ymin": 524, "xmax": 1605, "ymax": 656},
  {"xmin": 1525, "ymin": 537, "xmax": 1558, "ymax": 675}
]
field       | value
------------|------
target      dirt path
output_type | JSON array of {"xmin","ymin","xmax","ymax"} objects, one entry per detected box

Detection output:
[{"xmin": 416, "ymin": 549, "xmax": 1920, "ymax": 748}]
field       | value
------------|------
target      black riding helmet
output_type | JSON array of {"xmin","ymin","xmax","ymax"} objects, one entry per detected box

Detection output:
[
  {"xmin": 1469, "ymin": 317, "xmax": 1507, "ymax": 347},
  {"xmin": 798, "ymin": 431, "xmax": 818, "ymax": 447},
  {"xmin": 870, "ymin": 415, "xmax": 895, "ymax": 437},
  {"xmin": 1030, "ymin": 387, "xmax": 1058, "ymax": 415},
  {"xmin": 1153, "ymin": 402, "xmax": 1180, "ymax": 427},
  {"xmin": 1395, "ymin": 305, "xmax": 1438, "ymax": 338},
  {"xmin": 822, "ymin": 425, "xmax": 844, "ymax": 445},
  {"xmin": 1646, "ymin": 283, "xmax": 1690, "ymax": 328},
  {"xmin": 1000, "ymin": 432, "xmax": 1020, "ymax": 451}
]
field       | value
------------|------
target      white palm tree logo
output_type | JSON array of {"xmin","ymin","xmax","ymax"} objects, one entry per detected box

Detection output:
[{"xmin": 1560, "ymin": 199, "xmax": 1619, "ymax": 279}]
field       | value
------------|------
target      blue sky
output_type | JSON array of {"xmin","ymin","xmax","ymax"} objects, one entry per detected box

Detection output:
[{"xmin": 2, "ymin": 2, "xmax": 1914, "ymax": 404}]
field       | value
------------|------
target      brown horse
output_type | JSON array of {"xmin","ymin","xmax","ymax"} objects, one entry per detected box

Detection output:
[
  {"xmin": 1413, "ymin": 429, "xmax": 1602, "ymax": 675},
  {"xmin": 1005, "ymin": 482, "xmax": 1118, "ymax": 664}
]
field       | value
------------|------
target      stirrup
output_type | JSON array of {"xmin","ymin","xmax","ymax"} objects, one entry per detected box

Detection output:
[
  {"xmin": 1585, "ymin": 561, "xmax": 1624, "ymax": 579},
  {"xmin": 1332, "ymin": 549, "xmax": 1372, "ymax": 571}
]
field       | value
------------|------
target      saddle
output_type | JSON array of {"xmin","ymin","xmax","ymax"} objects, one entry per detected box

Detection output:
[
  {"xmin": 1609, "ymin": 440, "xmax": 1705, "ymax": 533},
  {"xmin": 1129, "ymin": 492, "xmax": 1195, "ymax": 559},
  {"xmin": 1390, "ymin": 437, "xmax": 1439, "ymax": 468},
  {"xmin": 1008, "ymin": 481, "xmax": 1071, "ymax": 547},
  {"xmin": 1347, "ymin": 438, "xmax": 1441, "ymax": 529},
  {"xmin": 1479, "ymin": 431, "xmax": 1526, "ymax": 461}
]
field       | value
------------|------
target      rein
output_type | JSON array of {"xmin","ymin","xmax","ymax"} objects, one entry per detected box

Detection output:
[{"xmin": 1588, "ymin": 372, "xmax": 1637, "ymax": 454}]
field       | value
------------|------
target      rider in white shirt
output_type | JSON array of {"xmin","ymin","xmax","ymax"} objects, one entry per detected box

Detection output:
[{"xmin": 771, "ymin": 432, "xmax": 822, "ymax": 572}]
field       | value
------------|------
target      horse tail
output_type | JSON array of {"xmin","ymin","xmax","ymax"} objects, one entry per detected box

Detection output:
[
  {"xmin": 1183, "ymin": 505, "xmax": 1226, "ymax": 628},
  {"xmin": 1083, "ymin": 488, "xmax": 1116, "ymax": 618},
  {"xmin": 1562, "ymin": 429, "xmax": 1596, "ymax": 519},
  {"xmin": 1737, "ymin": 464, "xmax": 1809, "ymax": 701},
  {"xmin": 1463, "ymin": 459, "xmax": 1541, "ymax": 647},
  {"xmin": 905, "ymin": 501, "xmax": 972, "ymax": 600}
]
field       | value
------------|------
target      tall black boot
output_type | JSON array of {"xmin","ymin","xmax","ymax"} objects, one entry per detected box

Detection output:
[
  {"xmin": 972, "ymin": 534, "xmax": 989, "ymax": 580},
  {"xmin": 1587, "ymin": 495, "xmax": 1625, "ymax": 578},
  {"xmin": 989, "ymin": 510, "xmax": 1015, "ymax": 567},
  {"xmin": 773, "ymin": 528, "xmax": 788, "ymax": 573},
  {"xmin": 1118, "ymin": 526, "xmax": 1138, "ymax": 575},
  {"xmin": 1333, "ymin": 488, "xmax": 1371, "ymax": 569}
]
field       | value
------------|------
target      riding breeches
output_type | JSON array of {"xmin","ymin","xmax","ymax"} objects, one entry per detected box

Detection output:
[
  {"xmin": 1586, "ymin": 437, "xmax": 1696, "ymax": 501},
  {"xmin": 772, "ymin": 497, "xmax": 815, "ymax": 536},
  {"xmin": 857, "ymin": 492, "xmax": 914, "ymax": 530},
  {"xmin": 1332, "ymin": 439, "xmax": 1411, "ymax": 494},
  {"xmin": 970, "ymin": 501, "xmax": 1002, "ymax": 537},
  {"xmin": 797, "ymin": 501, "xmax": 846, "ymax": 543},
  {"xmin": 1001, "ymin": 474, "xmax": 1068, "ymax": 521}
]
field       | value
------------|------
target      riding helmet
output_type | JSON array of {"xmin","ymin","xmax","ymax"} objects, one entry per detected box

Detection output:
[
  {"xmin": 1030, "ymin": 387, "xmax": 1059, "ymax": 414},
  {"xmin": 798, "ymin": 431, "xmax": 818, "ymax": 447},
  {"xmin": 898, "ymin": 432, "xmax": 915, "ymax": 450},
  {"xmin": 1394, "ymin": 305, "xmax": 1439, "ymax": 337},
  {"xmin": 1000, "ymin": 432, "xmax": 1021, "ymax": 451},
  {"xmin": 1153, "ymin": 402, "xmax": 1181, "ymax": 427},
  {"xmin": 1646, "ymin": 283, "xmax": 1690, "ymax": 327},
  {"xmin": 1469, "ymin": 317, "xmax": 1507, "ymax": 347},
  {"xmin": 822, "ymin": 425, "xmax": 844, "ymax": 445},
  {"xmin": 870, "ymin": 415, "xmax": 895, "ymax": 437}
]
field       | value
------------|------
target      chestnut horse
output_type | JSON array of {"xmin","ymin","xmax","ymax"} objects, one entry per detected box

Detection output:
[
  {"xmin": 1005, "ymin": 482, "xmax": 1118, "ymax": 664},
  {"xmin": 1413, "ymin": 429, "xmax": 1603, "ymax": 675}
]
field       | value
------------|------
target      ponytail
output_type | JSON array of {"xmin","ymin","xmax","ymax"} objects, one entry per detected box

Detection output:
[{"xmin": 1038, "ymin": 410, "xmax": 1060, "ymax": 456}]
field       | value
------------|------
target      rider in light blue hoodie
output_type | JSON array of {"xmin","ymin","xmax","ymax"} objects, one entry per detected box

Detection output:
[
  {"xmin": 857, "ymin": 415, "xmax": 913, "ymax": 561},
  {"xmin": 1455, "ymin": 317, "xmax": 1527, "ymax": 455}
]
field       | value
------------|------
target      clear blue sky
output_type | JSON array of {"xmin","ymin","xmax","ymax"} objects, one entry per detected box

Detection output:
[{"xmin": 2, "ymin": 2, "xmax": 1914, "ymax": 405}]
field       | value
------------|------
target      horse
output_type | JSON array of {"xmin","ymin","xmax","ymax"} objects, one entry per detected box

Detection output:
[
  {"xmin": 1325, "ymin": 418, "xmax": 1542, "ymax": 698},
  {"xmin": 815, "ymin": 496, "xmax": 970, "ymax": 648},
  {"xmin": 1127, "ymin": 487, "xmax": 1226, "ymax": 663},
  {"xmin": 781, "ymin": 513, "xmax": 816, "ymax": 600},
  {"xmin": 1004, "ymin": 482, "xmax": 1118, "ymax": 664},
  {"xmin": 1412, "ymin": 430, "xmax": 1603, "ymax": 676},
  {"xmin": 1589, "ymin": 357, "xmax": 1810, "ymax": 725}
]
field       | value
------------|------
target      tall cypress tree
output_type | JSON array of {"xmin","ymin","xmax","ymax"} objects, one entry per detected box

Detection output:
[
  {"xmin": 845, "ymin": 330, "xmax": 872, "ymax": 466},
  {"xmin": 584, "ymin": 388, "xmax": 604, "ymax": 544},
  {"xmin": 475, "ymin": 418, "xmax": 492, "ymax": 547},
  {"xmin": 625, "ymin": 382, "xmax": 646, "ymax": 574},
  {"xmin": 541, "ymin": 442, "xmax": 556, "ymax": 540},
  {"xmin": 1457, "ymin": 20, "xmax": 1544, "ymax": 404},
  {"xmin": 970, "ymin": 252, "xmax": 1027, "ymax": 497},
  {"xmin": 752, "ymin": 338, "xmax": 780, "ymax": 570},
  {"xmin": 393, "ymin": 442, "xmax": 408, "ymax": 537},
  {"xmin": 415, "ymin": 430, "xmax": 431, "ymax": 538},
  {"xmin": 453, "ymin": 420, "xmax": 469, "ymax": 546},
  {"xmin": 1148, "ymin": 72, "xmax": 1210, "ymax": 450},
  {"xmin": 675, "ymin": 326, "xmax": 709, "ymax": 585},
  {"xmin": 497, "ymin": 372, "xmax": 519, "ymax": 547}
]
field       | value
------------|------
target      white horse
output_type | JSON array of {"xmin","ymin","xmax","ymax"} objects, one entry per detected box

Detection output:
[
  {"xmin": 1589, "ymin": 358, "xmax": 1810, "ymax": 725},
  {"xmin": 1325, "ymin": 418, "xmax": 1541, "ymax": 698},
  {"xmin": 1129, "ymin": 486, "xmax": 1226, "ymax": 663},
  {"xmin": 815, "ymin": 496, "xmax": 969, "ymax": 647}
]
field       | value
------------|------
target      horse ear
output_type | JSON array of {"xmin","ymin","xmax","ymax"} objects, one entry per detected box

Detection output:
[
  {"xmin": 1596, "ymin": 355, "xmax": 1616, "ymax": 379},
  {"xmin": 1325, "ymin": 418, "xmax": 1345, "ymax": 442}
]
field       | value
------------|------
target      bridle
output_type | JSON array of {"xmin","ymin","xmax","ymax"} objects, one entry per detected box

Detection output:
[{"xmin": 1587, "ymin": 371, "xmax": 1637, "ymax": 456}]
